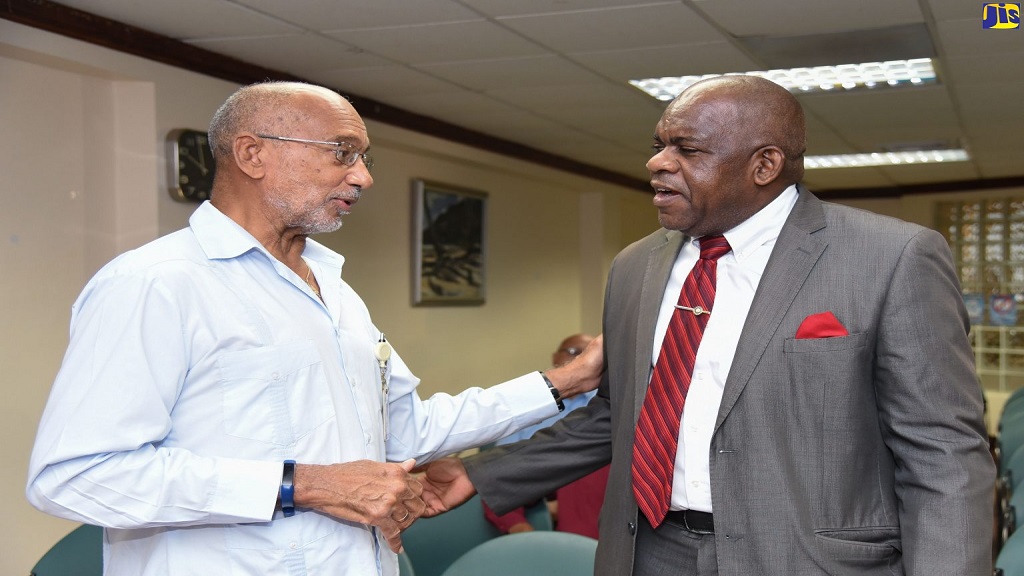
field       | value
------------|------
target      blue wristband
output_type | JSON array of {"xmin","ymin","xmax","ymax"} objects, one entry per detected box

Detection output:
[{"xmin": 280, "ymin": 460, "xmax": 296, "ymax": 517}]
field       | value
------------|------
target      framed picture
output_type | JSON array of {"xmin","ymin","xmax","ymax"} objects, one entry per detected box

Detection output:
[{"xmin": 412, "ymin": 179, "xmax": 487, "ymax": 305}]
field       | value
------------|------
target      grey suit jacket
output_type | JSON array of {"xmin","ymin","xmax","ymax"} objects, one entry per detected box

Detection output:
[{"xmin": 466, "ymin": 189, "xmax": 995, "ymax": 575}]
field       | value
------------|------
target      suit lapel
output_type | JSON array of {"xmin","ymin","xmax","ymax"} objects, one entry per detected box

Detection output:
[
  {"xmin": 715, "ymin": 188, "xmax": 828, "ymax": 431},
  {"xmin": 634, "ymin": 230, "xmax": 685, "ymax": 417}
]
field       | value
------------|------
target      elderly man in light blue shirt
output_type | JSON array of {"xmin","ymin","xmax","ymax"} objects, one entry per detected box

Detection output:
[{"xmin": 26, "ymin": 81, "xmax": 602, "ymax": 576}]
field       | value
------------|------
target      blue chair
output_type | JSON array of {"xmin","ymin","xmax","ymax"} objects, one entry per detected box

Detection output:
[
  {"xmin": 998, "ymin": 523, "xmax": 1024, "ymax": 576},
  {"xmin": 1002, "ymin": 388, "xmax": 1024, "ymax": 422},
  {"xmin": 1001, "ymin": 415, "xmax": 1024, "ymax": 471},
  {"xmin": 402, "ymin": 493, "xmax": 555, "ymax": 576},
  {"xmin": 1005, "ymin": 446, "xmax": 1024, "ymax": 490},
  {"xmin": 398, "ymin": 550, "xmax": 416, "ymax": 575},
  {"xmin": 524, "ymin": 500, "xmax": 554, "ymax": 531},
  {"xmin": 402, "ymin": 494, "xmax": 503, "ymax": 576},
  {"xmin": 31, "ymin": 524, "xmax": 102, "ymax": 576},
  {"xmin": 440, "ymin": 531, "xmax": 597, "ymax": 576}
]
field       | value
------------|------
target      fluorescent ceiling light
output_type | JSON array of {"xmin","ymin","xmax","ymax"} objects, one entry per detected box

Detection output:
[
  {"xmin": 805, "ymin": 149, "xmax": 969, "ymax": 169},
  {"xmin": 630, "ymin": 58, "xmax": 937, "ymax": 100}
]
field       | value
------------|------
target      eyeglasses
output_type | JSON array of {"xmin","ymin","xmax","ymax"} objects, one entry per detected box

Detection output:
[{"xmin": 256, "ymin": 134, "xmax": 373, "ymax": 171}]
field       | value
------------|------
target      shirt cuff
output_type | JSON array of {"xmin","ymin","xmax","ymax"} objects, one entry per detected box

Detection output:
[
  {"xmin": 493, "ymin": 372, "xmax": 560, "ymax": 430},
  {"xmin": 211, "ymin": 458, "xmax": 283, "ymax": 522}
]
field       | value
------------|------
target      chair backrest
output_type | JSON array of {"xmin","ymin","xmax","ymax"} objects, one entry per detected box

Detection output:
[
  {"xmin": 398, "ymin": 550, "xmax": 416, "ymax": 576},
  {"xmin": 1001, "ymin": 414, "xmax": 1024, "ymax": 469},
  {"xmin": 523, "ymin": 500, "xmax": 554, "ymax": 531},
  {"xmin": 31, "ymin": 524, "xmax": 103, "ymax": 576},
  {"xmin": 998, "ymin": 526, "xmax": 1024, "ymax": 576},
  {"xmin": 402, "ymin": 494, "xmax": 503, "ymax": 576},
  {"xmin": 440, "ymin": 531, "xmax": 597, "ymax": 576}
]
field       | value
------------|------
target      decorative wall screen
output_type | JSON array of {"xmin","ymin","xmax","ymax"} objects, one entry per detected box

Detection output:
[{"xmin": 938, "ymin": 198, "xmax": 1024, "ymax": 390}]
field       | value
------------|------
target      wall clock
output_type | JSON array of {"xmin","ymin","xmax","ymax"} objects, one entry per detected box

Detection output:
[{"xmin": 167, "ymin": 128, "xmax": 215, "ymax": 202}]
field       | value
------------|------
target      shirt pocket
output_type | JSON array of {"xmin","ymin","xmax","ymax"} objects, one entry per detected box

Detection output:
[{"xmin": 217, "ymin": 340, "xmax": 333, "ymax": 446}]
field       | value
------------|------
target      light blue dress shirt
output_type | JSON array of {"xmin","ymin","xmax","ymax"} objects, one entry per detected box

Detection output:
[{"xmin": 26, "ymin": 202, "xmax": 559, "ymax": 576}]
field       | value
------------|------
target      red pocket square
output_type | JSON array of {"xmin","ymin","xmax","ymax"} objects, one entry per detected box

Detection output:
[{"xmin": 795, "ymin": 311, "xmax": 849, "ymax": 339}]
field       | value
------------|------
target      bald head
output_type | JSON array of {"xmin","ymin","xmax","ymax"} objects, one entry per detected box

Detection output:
[
  {"xmin": 553, "ymin": 333, "xmax": 595, "ymax": 367},
  {"xmin": 647, "ymin": 75, "xmax": 809, "ymax": 236},
  {"xmin": 671, "ymin": 75, "xmax": 806, "ymax": 185},
  {"xmin": 208, "ymin": 81, "xmax": 355, "ymax": 164}
]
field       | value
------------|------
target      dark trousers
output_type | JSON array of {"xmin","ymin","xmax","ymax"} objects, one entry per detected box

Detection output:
[{"xmin": 633, "ymin": 514, "xmax": 720, "ymax": 576}]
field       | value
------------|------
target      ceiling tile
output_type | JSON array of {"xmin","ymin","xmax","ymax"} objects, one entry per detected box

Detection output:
[
  {"xmin": 954, "ymin": 82, "xmax": 1024, "ymax": 127},
  {"xmin": 838, "ymin": 125, "xmax": 965, "ymax": 151},
  {"xmin": 570, "ymin": 41, "xmax": 761, "ymax": 81},
  {"xmin": 460, "ymin": 0, "xmax": 671, "ymax": 18},
  {"xmin": 692, "ymin": 0, "xmax": 923, "ymax": 36},
  {"xmin": 876, "ymin": 162, "xmax": 981, "ymax": 185},
  {"xmin": 416, "ymin": 55, "xmax": 605, "ymax": 91},
  {"xmin": 927, "ymin": 0, "xmax": 986, "ymax": 22},
  {"xmin": 967, "ymin": 132, "xmax": 1024, "ymax": 153},
  {"xmin": 308, "ymin": 66, "xmax": 463, "ymax": 101},
  {"xmin": 802, "ymin": 168, "xmax": 896, "ymax": 190},
  {"xmin": 561, "ymin": 106, "xmax": 665, "ymax": 145},
  {"xmin": 935, "ymin": 17, "xmax": 1024, "ymax": 57},
  {"xmin": 941, "ymin": 50, "xmax": 1024, "ymax": 86},
  {"xmin": 53, "ymin": 0, "xmax": 299, "ymax": 39},
  {"xmin": 485, "ymin": 83, "xmax": 651, "ymax": 127},
  {"xmin": 384, "ymin": 89, "xmax": 524, "ymax": 121},
  {"xmin": 799, "ymin": 87, "xmax": 958, "ymax": 133},
  {"xmin": 737, "ymin": 24, "xmax": 934, "ymax": 69},
  {"xmin": 234, "ymin": 0, "xmax": 480, "ymax": 29},
  {"xmin": 968, "ymin": 147, "xmax": 1022, "ymax": 178},
  {"xmin": 497, "ymin": 3, "xmax": 725, "ymax": 53},
  {"xmin": 324, "ymin": 20, "xmax": 546, "ymax": 64},
  {"xmin": 804, "ymin": 114, "xmax": 856, "ymax": 153},
  {"xmin": 187, "ymin": 33, "xmax": 390, "ymax": 73}
]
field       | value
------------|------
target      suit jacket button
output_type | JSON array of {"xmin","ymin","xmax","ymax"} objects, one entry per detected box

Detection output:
[{"xmin": 628, "ymin": 521, "xmax": 637, "ymax": 535}]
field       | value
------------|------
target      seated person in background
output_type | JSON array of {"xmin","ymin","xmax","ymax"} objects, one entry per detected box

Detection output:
[{"xmin": 483, "ymin": 333, "xmax": 610, "ymax": 539}]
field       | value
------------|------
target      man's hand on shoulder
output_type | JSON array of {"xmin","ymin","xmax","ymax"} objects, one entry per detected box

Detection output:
[{"xmin": 545, "ymin": 334, "xmax": 604, "ymax": 400}]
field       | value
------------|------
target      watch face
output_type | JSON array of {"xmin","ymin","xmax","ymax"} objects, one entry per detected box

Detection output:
[{"xmin": 168, "ymin": 129, "xmax": 215, "ymax": 202}]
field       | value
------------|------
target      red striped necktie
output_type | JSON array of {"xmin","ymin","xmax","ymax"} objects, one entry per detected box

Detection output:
[{"xmin": 631, "ymin": 234, "xmax": 731, "ymax": 527}]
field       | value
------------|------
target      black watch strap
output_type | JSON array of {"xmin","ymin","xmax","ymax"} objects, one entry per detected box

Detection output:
[{"xmin": 541, "ymin": 372, "xmax": 565, "ymax": 412}]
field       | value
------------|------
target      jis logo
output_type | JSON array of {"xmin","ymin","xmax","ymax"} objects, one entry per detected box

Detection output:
[{"xmin": 982, "ymin": 3, "xmax": 1020, "ymax": 29}]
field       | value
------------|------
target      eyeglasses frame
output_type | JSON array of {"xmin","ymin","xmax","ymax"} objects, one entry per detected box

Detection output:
[{"xmin": 255, "ymin": 134, "xmax": 373, "ymax": 171}]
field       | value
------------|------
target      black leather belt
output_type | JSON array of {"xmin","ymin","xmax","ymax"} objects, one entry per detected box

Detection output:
[{"xmin": 664, "ymin": 509, "xmax": 714, "ymax": 534}]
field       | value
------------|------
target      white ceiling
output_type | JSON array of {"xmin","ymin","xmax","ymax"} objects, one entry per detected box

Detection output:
[{"xmin": 40, "ymin": 0, "xmax": 1024, "ymax": 193}]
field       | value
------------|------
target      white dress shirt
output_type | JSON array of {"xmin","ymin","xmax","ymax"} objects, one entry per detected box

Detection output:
[
  {"xmin": 26, "ymin": 201, "xmax": 559, "ymax": 576},
  {"xmin": 652, "ymin": 185, "xmax": 798, "ymax": 513}
]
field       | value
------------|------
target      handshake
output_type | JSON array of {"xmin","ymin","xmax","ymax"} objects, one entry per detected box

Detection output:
[{"xmin": 291, "ymin": 334, "xmax": 603, "ymax": 553}]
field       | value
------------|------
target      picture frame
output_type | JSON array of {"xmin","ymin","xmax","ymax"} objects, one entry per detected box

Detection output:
[{"xmin": 412, "ymin": 179, "xmax": 488, "ymax": 306}]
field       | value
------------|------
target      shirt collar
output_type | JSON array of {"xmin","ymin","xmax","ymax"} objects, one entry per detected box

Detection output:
[
  {"xmin": 189, "ymin": 201, "xmax": 345, "ymax": 271},
  {"xmin": 705, "ymin": 184, "xmax": 799, "ymax": 261}
]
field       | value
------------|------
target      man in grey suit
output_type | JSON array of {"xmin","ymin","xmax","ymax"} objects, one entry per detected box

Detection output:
[{"xmin": 420, "ymin": 75, "xmax": 994, "ymax": 575}]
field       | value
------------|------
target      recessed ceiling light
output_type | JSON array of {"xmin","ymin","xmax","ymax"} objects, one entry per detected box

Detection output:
[
  {"xmin": 805, "ymin": 149, "xmax": 969, "ymax": 169},
  {"xmin": 629, "ymin": 58, "xmax": 937, "ymax": 100}
]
